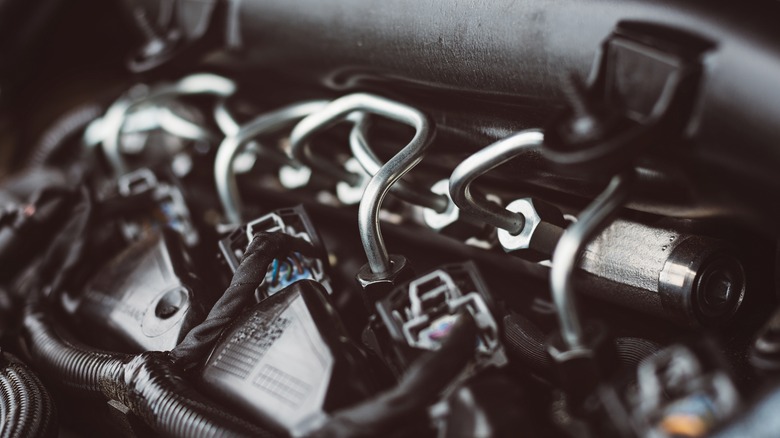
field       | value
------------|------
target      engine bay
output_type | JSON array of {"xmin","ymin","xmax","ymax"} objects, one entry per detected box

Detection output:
[{"xmin": 1, "ymin": 1, "xmax": 780, "ymax": 437}]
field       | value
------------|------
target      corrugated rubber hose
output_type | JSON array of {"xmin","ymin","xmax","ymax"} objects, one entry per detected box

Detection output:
[
  {"xmin": 27, "ymin": 104, "xmax": 103, "ymax": 167},
  {"xmin": 0, "ymin": 352, "xmax": 57, "ymax": 438}
]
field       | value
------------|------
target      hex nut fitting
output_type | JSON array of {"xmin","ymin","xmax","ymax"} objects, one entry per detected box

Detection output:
[
  {"xmin": 422, "ymin": 179, "xmax": 458, "ymax": 230},
  {"xmin": 498, "ymin": 198, "xmax": 566, "ymax": 261}
]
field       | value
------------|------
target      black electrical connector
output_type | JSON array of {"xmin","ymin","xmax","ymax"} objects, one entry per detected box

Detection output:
[
  {"xmin": 374, "ymin": 261, "xmax": 506, "ymax": 375},
  {"xmin": 219, "ymin": 205, "xmax": 332, "ymax": 300}
]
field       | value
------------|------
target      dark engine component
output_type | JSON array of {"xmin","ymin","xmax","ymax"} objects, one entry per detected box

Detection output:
[
  {"xmin": 1, "ymin": 1, "xmax": 780, "ymax": 437},
  {"xmin": 69, "ymin": 230, "xmax": 204, "ymax": 352},
  {"xmin": 219, "ymin": 205, "xmax": 332, "ymax": 299},
  {"xmin": 201, "ymin": 280, "xmax": 373, "ymax": 435}
]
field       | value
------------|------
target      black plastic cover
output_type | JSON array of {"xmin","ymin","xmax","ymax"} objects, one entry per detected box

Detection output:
[
  {"xmin": 70, "ymin": 229, "xmax": 204, "ymax": 352},
  {"xmin": 201, "ymin": 280, "xmax": 373, "ymax": 435}
]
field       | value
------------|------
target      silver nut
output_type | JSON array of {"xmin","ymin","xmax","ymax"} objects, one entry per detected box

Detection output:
[
  {"xmin": 498, "ymin": 198, "xmax": 565, "ymax": 260},
  {"xmin": 422, "ymin": 179, "xmax": 459, "ymax": 230}
]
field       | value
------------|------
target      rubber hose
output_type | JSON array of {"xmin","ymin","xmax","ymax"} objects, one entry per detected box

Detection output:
[
  {"xmin": 23, "ymin": 311, "xmax": 282, "ymax": 437},
  {"xmin": 0, "ymin": 353, "xmax": 57, "ymax": 438},
  {"xmin": 28, "ymin": 104, "xmax": 103, "ymax": 167}
]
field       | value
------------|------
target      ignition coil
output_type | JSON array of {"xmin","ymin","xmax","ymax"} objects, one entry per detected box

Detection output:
[{"xmin": 117, "ymin": 167, "xmax": 199, "ymax": 247}]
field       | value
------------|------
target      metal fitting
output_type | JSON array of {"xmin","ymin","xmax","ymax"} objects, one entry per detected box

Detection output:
[
  {"xmin": 422, "ymin": 179, "xmax": 460, "ymax": 231},
  {"xmin": 356, "ymin": 255, "xmax": 414, "ymax": 302},
  {"xmin": 547, "ymin": 321, "xmax": 616, "ymax": 401},
  {"xmin": 498, "ymin": 198, "xmax": 566, "ymax": 261}
]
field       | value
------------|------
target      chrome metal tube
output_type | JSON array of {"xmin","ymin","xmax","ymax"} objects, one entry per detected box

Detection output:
[
  {"xmin": 449, "ymin": 130, "xmax": 543, "ymax": 234},
  {"xmin": 550, "ymin": 172, "xmax": 635, "ymax": 349},
  {"xmin": 289, "ymin": 94, "xmax": 427, "ymax": 187},
  {"xmin": 214, "ymin": 98, "xmax": 241, "ymax": 137},
  {"xmin": 289, "ymin": 93, "xmax": 436, "ymax": 275},
  {"xmin": 102, "ymin": 73, "xmax": 236, "ymax": 175},
  {"xmin": 214, "ymin": 100, "xmax": 329, "ymax": 224},
  {"xmin": 349, "ymin": 112, "xmax": 449, "ymax": 213}
]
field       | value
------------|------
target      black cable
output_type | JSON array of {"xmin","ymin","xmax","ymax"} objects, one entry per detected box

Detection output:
[
  {"xmin": 170, "ymin": 232, "xmax": 316, "ymax": 370},
  {"xmin": 308, "ymin": 313, "xmax": 477, "ymax": 438},
  {"xmin": 0, "ymin": 352, "xmax": 57, "ymax": 438}
]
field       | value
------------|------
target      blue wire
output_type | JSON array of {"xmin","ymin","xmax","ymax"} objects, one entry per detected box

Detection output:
[
  {"xmin": 285, "ymin": 258, "xmax": 295, "ymax": 281},
  {"xmin": 271, "ymin": 258, "xmax": 280, "ymax": 285}
]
